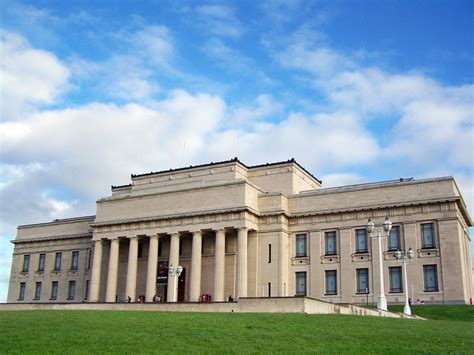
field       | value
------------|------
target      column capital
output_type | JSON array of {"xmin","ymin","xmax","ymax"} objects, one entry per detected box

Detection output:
[
  {"xmin": 149, "ymin": 234, "xmax": 159, "ymax": 240},
  {"xmin": 192, "ymin": 230, "xmax": 202, "ymax": 236},
  {"xmin": 237, "ymin": 227, "xmax": 248, "ymax": 232},
  {"xmin": 108, "ymin": 237, "xmax": 120, "ymax": 241},
  {"xmin": 93, "ymin": 239, "xmax": 103, "ymax": 245},
  {"xmin": 215, "ymin": 228, "xmax": 226, "ymax": 233},
  {"xmin": 128, "ymin": 235, "xmax": 139, "ymax": 240}
]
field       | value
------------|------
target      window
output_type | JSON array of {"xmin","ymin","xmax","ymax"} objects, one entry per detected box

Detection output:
[
  {"xmin": 71, "ymin": 251, "xmax": 79, "ymax": 271},
  {"xmin": 87, "ymin": 250, "xmax": 92, "ymax": 270},
  {"xmin": 268, "ymin": 244, "xmax": 272, "ymax": 263},
  {"xmin": 355, "ymin": 229, "xmax": 368, "ymax": 253},
  {"xmin": 34, "ymin": 282, "xmax": 42, "ymax": 300},
  {"xmin": 22, "ymin": 255, "xmax": 30, "ymax": 272},
  {"xmin": 68, "ymin": 281, "xmax": 76, "ymax": 300},
  {"xmin": 268, "ymin": 282, "xmax": 271, "ymax": 297},
  {"xmin": 388, "ymin": 226, "xmax": 401, "ymax": 251},
  {"xmin": 423, "ymin": 265, "xmax": 439, "ymax": 292},
  {"xmin": 295, "ymin": 272, "xmax": 307, "ymax": 296},
  {"xmin": 325, "ymin": 231, "xmax": 337, "ymax": 255},
  {"xmin": 38, "ymin": 254, "xmax": 45, "ymax": 272},
  {"xmin": 356, "ymin": 268, "xmax": 369, "ymax": 293},
  {"xmin": 421, "ymin": 223, "xmax": 435, "ymax": 249},
  {"xmin": 51, "ymin": 281, "xmax": 58, "ymax": 300},
  {"xmin": 84, "ymin": 280, "xmax": 89, "ymax": 300},
  {"xmin": 325, "ymin": 270, "xmax": 337, "ymax": 295},
  {"xmin": 295, "ymin": 234, "xmax": 307, "ymax": 257},
  {"xmin": 389, "ymin": 266, "xmax": 402, "ymax": 292},
  {"xmin": 54, "ymin": 252, "xmax": 62, "ymax": 271},
  {"xmin": 18, "ymin": 282, "xmax": 26, "ymax": 301}
]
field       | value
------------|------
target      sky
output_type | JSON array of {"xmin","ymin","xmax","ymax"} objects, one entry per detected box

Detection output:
[{"xmin": 0, "ymin": 0, "xmax": 473, "ymax": 302}]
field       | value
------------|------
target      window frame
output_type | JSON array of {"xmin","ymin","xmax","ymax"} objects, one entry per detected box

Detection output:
[
  {"xmin": 22, "ymin": 254, "xmax": 30, "ymax": 272},
  {"xmin": 38, "ymin": 253, "xmax": 45, "ymax": 272},
  {"xmin": 51, "ymin": 281, "xmax": 58, "ymax": 300},
  {"xmin": 355, "ymin": 229, "xmax": 368, "ymax": 254},
  {"xmin": 356, "ymin": 268, "xmax": 369, "ymax": 294},
  {"xmin": 389, "ymin": 266, "xmax": 403, "ymax": 293},
  {"xmin": 325, "ymin": 270, "xmax": 337, "ymax": 295},
  {"xmin": 18, "ymin": 282, "xmax": 26, "ymax": 301},
  {"xmin": 325, "ymin": 231, "xmax": 337, "ymax": 256},
  {"xmin": 388, "ymin": 226, "xmax": 401, "ymax": 251},
  {"xmin": 54, "ymin": 252, "xmax": 62, "ymax": 271},
  {"xmin": 421, "ymin": 223, "xmax": 436, "ymax": 249},
  {"xmin": 295, "ymin": 272, "xmax": 307, "ymax": 296},
  {"xmin": 295, "ymin": 234, "xmax": 307, "ymax": 257},
  {"xmin": 67, "ymin": 280, "xmax": 76, "ymax": 300},
  {"xmin": 70, "ymin": 251, "xmax": 79, "ymax": 271},
  {"xmin": 34, "ymin": 281, "xmax": 42, "ymax": 300},
  {"xmin": 423, "ymin": 264, "xmax": 439, "ymax": 292}
]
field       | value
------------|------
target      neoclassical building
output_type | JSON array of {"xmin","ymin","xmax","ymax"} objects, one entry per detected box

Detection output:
[{"xmin": 7, "ymin": 159, "xmax": 473, "ymax": 305}]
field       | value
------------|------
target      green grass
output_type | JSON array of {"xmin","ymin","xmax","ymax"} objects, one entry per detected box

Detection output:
[
  {"xmin": 388, "ymin": 305, "xmax": 474, "ymax": 321},
  {"xmin": 0, "ymin": 308, "xmax": 473, "ymax": 354}
]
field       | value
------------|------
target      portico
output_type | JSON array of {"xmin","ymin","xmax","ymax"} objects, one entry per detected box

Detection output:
[{"xmin": 89, "ymin": 226, "xmax": 249, "ymax": 303}]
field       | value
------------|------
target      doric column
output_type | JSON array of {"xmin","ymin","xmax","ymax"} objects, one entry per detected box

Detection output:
[
  {"xmin": 105, "ymin": 238, "xmax": 120, "ymax": 302},
  {"xmin": 214, "ymin": 229, "xmax": 225, "ymax": 302},
  {"xmin": 89, "ymin": 239, "xmax": 103, "ymax": 302},
  {"xmin": 146, "ymin": 235, "xmax": 159, "ymax": 302},
  {"xmin": 167, "ymin": 233, "xmax": 180, "ymax": 302},
  {"xmin": 237, "ymin": 227, "xmax": 248, "ymax": 299},
  {"xmin": 125, "ymin": 236, "xmax": 139, "ymax": 301},
  {"xmin": 190, "ymin": 231, "xmax": 202, "ymax": 302}
]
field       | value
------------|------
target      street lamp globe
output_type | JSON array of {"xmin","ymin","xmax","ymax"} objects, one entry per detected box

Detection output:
[
  {"xmin": 169, "ymin": 265, "xmax": 174, "ymax": 274},
  {"xmin": 395, "ymin": 249, "xmax": 402, "ymax": 260},
  {"xmin": 177, "ymin": 265, "xmax": 183, "ymax": 276},
  {"xmin": 383, "ymin": 216, "xmax": 392, "ymax": 233},
  {"xmin": 407, "ymin": 247, "xmax": 415, "ymax": 260},
  {"xmin": 366, "ymin": 218, "xmax": 375, "ymax": 234}
]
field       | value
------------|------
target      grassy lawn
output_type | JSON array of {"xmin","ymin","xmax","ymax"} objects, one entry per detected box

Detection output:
[{"xmin": 0, "ymin": 307, "xmax": 472, "ymax": 354}]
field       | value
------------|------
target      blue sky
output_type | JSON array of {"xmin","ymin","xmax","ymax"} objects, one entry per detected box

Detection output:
[{"xmin": 0, "ymin": 0, "xmax": 473, "ymax": 302}]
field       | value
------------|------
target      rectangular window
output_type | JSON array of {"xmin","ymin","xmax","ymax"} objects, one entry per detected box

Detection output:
[
  {"xmin": 34, "ymin": 282, "xmax": 42, "ymax": 300},
  {"xmin": 355, "ymin": 229, "xmax": 368, "ymax": 253},
  {"xmin": 22, "ymin": 255, "xmax": 30, "ymax": 272},
  {"xmin": 295, "ymin": 272, "xmax": 307, "ymax": 296},
  {"xmin": 388, "ymin": 226, "xmax": 401, "ymax": 251},
  {"xmin": 18, "ymin": 282, "xmax": 26, "ymax": 300},
  {"xmin": 325, "ymin": 231, "xmax": 337, "ymax": 255},
  {"xmin": 295, "ymin": 234, "xmax": 307, "ymax": 257},
  {"xmin": 389, "ymin": 266, "xmax": 403, "ymax": 292},
  {"xmin": 68, "ymin": 281, "xmax": 76, "ymax": 300},
  {"xmin": 356, "ymin": 268, "xmax": 369, "ymax": 293},
  {"xmin": 268, "ymin": 244, "xmax": 272, "ymax": 263},
  {"xmin": 85, "ymin": 280, "xmax": 89, "ymax": 300},
  {"xmin": 38, "ymin": 253, "xmax": 45, "ymax": 271},
  {"xmin": 325, "ymin": 270, "xmax": 337, "ymax": 295},
  {"xmin": 268, "ymin": 282, "xmax": 271, "ymax": 297},
  {"xmin": 423, "ymin": 265, "xmax": 439, "ymax": 292},
  {"xmin": 51, "ymin": 281, "xmax": 58, "ymax": 300},
  {"xmin": 421, "ymin": 223, "xmax": 435, "ymax": 249},
  {"xmin": 71, "ymin": 251, "xmax": 79, "ymax": 271},
  {"xmin": 87, "ymin": 250, "xmax": 92, "ymax": 270},
  {"xmin": 54, "ymin": 252, "xmax": 62, "ymax": 271}
]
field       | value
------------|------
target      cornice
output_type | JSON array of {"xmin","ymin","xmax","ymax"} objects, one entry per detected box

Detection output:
[{"xmin": 12, "ymin": 233, "xmax": 92, "ymax": 244}]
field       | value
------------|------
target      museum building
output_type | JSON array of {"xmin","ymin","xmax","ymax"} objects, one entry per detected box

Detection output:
[{"xmin": 7, "ymin": 158, "xmax": 473, "ymax": 305}]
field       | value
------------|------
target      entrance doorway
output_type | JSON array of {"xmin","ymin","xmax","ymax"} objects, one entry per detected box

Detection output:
[{"xmin": 177, "ymin": 268, "xmax": 186, "ymax": 302}]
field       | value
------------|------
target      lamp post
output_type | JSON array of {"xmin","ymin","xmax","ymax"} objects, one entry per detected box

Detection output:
[
  {"xmin": 395, "ymin": 248, "xmax": 415, "ymax": 315},
  {"xmin": 366, "ymin": 217, "xmax": 392, "ymax": 311},
  {"xmin": 168, "ymin": 264, "xmax": 183, "ymax": 302}
]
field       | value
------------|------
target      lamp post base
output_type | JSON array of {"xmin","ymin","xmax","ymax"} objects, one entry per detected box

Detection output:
[
  {"xmin": 403, "ymin": 304, "xmax": 412, "ymax": 316},
  {"xmin": 376, "ymin": 294, "xmax": 388, "ymax": 311}
]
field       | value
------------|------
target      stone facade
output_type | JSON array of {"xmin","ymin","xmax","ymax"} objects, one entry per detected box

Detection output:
[{"xmin": 7, "ymin": 159, "xmax": 473, "ymax": 304}]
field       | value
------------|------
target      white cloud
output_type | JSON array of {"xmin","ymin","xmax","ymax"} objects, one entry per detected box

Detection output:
[
  {"xmin": 195, "ymin": 5, "xmax": 244, "ymax": 38},
  {"xmin": 320, "ymin": 173, "xmax": 366, "ymax": 188},
  {"xmin": 0, "ymin": 30, "xmax": 70, "ymax": 120}
]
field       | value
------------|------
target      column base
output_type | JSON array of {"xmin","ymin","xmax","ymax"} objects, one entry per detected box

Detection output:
[{"xmin": 376, "ymin": 294, "xmax": 388, "ymax": 311}]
